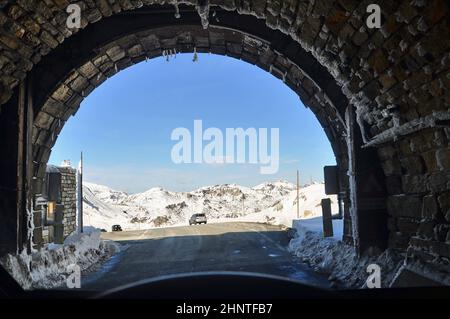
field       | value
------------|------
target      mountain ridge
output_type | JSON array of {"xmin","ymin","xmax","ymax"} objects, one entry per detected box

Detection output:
[{"xmin": 82, "ymin": 181, "xmax": 336, "ymax": 231}]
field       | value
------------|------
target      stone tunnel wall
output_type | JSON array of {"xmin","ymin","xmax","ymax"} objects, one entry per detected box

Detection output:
[
  {"xmin": 0, "ymin": 0, "xmax": 448, "ymax": 130},
  {"xmin": 379, "ymin": 128, "xmax": 450, "ymax": 279},
  {"xmin": 0, "ymin": 0, "xmax": 448, "ymax": 281},
  {"xmin": 60, "ymin": 166, "xmax": 77, "ymax": 238}
]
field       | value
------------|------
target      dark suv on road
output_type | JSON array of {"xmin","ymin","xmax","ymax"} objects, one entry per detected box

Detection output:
[
  {"xmin": 112, "ymin": 224, "xmax": 123, "ymax": 232},
  {"xmin": 189, "ymin": 213, "xmax": 207, "ymax": 225}
]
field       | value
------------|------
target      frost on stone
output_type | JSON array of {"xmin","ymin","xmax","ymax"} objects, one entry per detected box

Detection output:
[
  {"xmin": 352, "ymin": 98, "xmax": 372, "ymax": 144},
  {"xmin": 399, "ymin": 40, "xmax": 408, "ymax": 52},
  {"xmin": 288, "ymin": 220, "xmax": 403, "ymax": 288},
  {"xmin": 172, "ymin": 0, "xmax": 181, "ymax": 19},
  {"xmin": 417, "ymin": 17, "xmax": 428, "ymax": 32},
  {"xmin": 26, "ymin": 205, "xmax": 36, "ymax": 253},
  {"xmin": 396, "ymin": 258, "xmax": 450, "ymax": 287},
  {"xmin": 345, "ymin": 106, "xmax": 360, "ymax": 247},
  {"xmin": 364, "ymin": 110, "xmax": 450, "ymax": 147},
  {"xmin": 410, "ymin": 0, "xmax": 427, "ymax": 7},
  {"xmin": 162, "ymin": 48, "xmax": 177, "ymax": 62},
  {"xmin": 196, "ymin": 0, "xmax": 210, "ymax": 29}
]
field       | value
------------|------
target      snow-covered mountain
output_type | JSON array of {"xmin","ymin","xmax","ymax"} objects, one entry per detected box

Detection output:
[{"xmin": 82, "ymin": 181, "xmax": 338, "ymax": 231}]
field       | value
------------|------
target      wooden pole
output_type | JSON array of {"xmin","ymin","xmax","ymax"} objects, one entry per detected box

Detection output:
[{"xmin": 321, "ymin": 198, "xmax": 334, "ymax": 237}]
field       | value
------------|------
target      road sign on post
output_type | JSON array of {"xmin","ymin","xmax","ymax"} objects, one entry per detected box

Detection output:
[
  {"xmin": 324, "ymin": 165, "xmax": 339, "ymax": 195},
  {"xmin": 321, "ymin": 198, "xmax": 333, "ymax": 237}
]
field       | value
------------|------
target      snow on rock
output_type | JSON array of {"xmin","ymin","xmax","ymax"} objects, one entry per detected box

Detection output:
[
  {"xmin": 0, "ymin": 229, "xmax": 120, "ymax": 290},
  {"xmin": 253, "ymin": 180, "xmax": 296, "ymax": 194},
  {"xmin": 230, "ymin": 183, "xmax": 338, "ymax": 228},
  {"xmin": 83, "ymin": 183, "xmax": 133, "ymax": 231},
  {"xmin": 84, "ymin": 182, "xmax": 129, "ymax": 205},
  {"xmin": 82, "ymin": 181, "xmax": 338, "ymax": 231},
  {"xmin": 288, "ymin": 218, "xmax": 403, "ymax": 288}
]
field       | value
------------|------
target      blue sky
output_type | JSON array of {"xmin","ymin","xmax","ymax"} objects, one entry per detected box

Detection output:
[{"xmin": 49, "ymin": 53, "xmax": 336, "ymax": 193}]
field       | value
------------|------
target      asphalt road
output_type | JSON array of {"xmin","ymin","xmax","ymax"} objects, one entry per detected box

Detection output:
[{"xmin": 81, "ymin": 222, "xmax": 330, "ymax": 291}]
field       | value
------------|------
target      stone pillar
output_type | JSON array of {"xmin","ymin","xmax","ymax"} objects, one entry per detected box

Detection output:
[
  {"xmin": 0, "ymin": 78, "xmax": 33, "ymax": 256},
  {"xmin": 59, "ymin": 167, "xmax": 77, "ymax": 237},
  {"xmin": 0, "ymin": 78, "xmax": 35, "ymax": 256},
  {"xmin": 346, "ymin": 106, "xmax": 389, "ymax": 254},
  {"xmin": 0, "ymin": 92, "xmax": 21, "ymax": 256},
  {"xmin": 381, "ymin": 129, "xmax": 450, "ymax": 282},
  {"xmin": 342, "ymin": 190, "xmax": 354, "ymax": 245},
  {"xmin": 41, "ymin": 166, "xmax": 77, "ymax": 243},
  {"xmin": 338, "ymin": 154, "xmax": 353, "ymax": 244}
]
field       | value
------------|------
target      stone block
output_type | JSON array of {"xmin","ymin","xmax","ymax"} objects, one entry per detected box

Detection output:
[
  {"xmin": 106, "ymin": 46, "xmax": 126, "ymax": 62},
  {"xmin": 397, "ymin": 217, "xmax": 419, "ymax": 235},
  {"xmin": 34, "ymin": 112, "xmax": 54, "ymax": 130},
  {"xmin": 385, "ymin": 175, "xmax": 403, "ymax": 194},
  {"xmin": 422, "ymin": 194, "xmax": 440, "ymax": 220},
  {"xmin": 78, "ymin": 61, "xmax": 99, "ymax": 79},
  {"xmin": 51, "ymin": 84, "xmax": 73, "ymax": 102},
  {"xmin": 387, "ymin": 194, "xmax": 422, "ymax": 219},
  {"xmin": 417, "ymin": 220, "xmax": 437, "ymax": 240},
  {"xmin": 428, "ymin": 172, "xmax": 449, "ymax": 192},
  {"xmin": 400, "ymin": 155, "xmax": 425, "ymax": 175},
  {"xmin": 422, "ymin": 150, "xmax": 439, "ymax": 172},
  {"xmin": 381, "ymin": 159, "xmax": 401, "ymax": 175},
  {"xmin": 128, "ymin": 44, "xmax": 143, "ymax": 58},
  {"xmin": 436, "ymin": 148, "xmax": 450, "ymax": 171},
  {"xmin": 437, "ymin": 192, "xmax": 450, "ymax": 222},
  {"xmin": 388, "ymin": 217, "xmax": 397, "ymax": 231},
  {"xmin": 434, "ymin": 224, "xmax": 449, "ymax": 242},
  {"xmin": 390, "ymin": 265, "xmax": 443, "ymax": 288},
  {"xmin": 388, "ymin": 231, "xmax": 410, "ymax": 249},
  {"xmin": 402, "ymin": 174, "xmax": 428, "ymax": 194}
]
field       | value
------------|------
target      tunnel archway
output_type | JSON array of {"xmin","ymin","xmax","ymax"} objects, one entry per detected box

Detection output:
[{"xmin": 0, "ymin": 1, "xmax": 448, "ymax": 283}]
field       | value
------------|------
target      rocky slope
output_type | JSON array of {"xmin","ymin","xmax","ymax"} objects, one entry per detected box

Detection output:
[{"xmin": 83, "ymin": 181, "xmax": 337, "ymax": 231}]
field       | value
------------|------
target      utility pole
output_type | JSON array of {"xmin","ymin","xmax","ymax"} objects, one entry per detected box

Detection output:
[
  {"xmin": 296, "ymin": 170, "xmax": 300, "ymax": 219},
  {"xmin": 138, "ymin": 200, "xmax": 141, "ymax": 231}
]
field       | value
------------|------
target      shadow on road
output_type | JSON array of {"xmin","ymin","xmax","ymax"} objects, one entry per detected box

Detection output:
[{"xmin": 81, "ymin": 223, "xmax": 331, "ymax": 291}]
